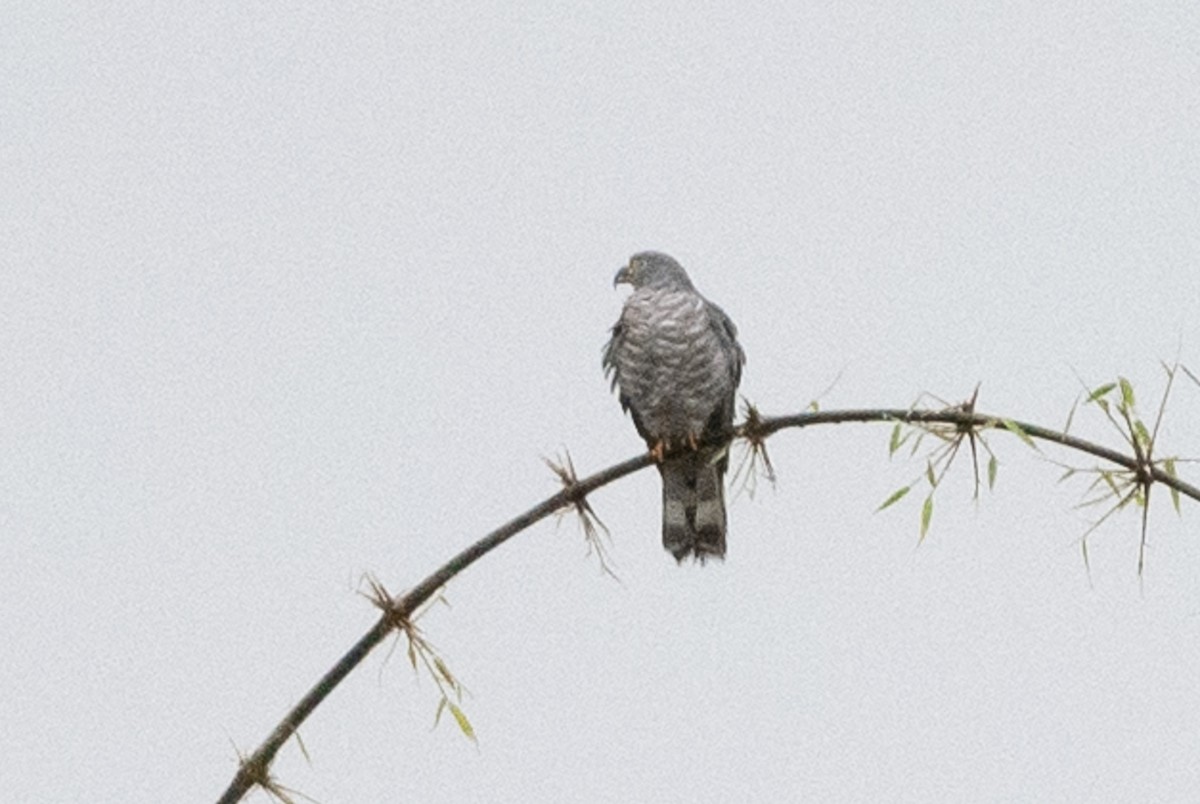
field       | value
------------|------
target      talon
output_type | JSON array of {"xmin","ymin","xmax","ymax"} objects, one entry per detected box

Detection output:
[
  {"xmin": 687, "ymin": 432, "xmax": 700, "ymax": 451},
  {"xmin": 650, "ymin": 440, "xmax": 666, "ymax": 463}
]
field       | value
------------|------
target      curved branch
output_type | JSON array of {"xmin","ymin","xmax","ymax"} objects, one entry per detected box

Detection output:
[
  {"xmin": 754, "ymin": 408, "xmax": 1200, "ymax": 499},
  {"xmin": 216, "ymin": 406, "xmax": 1198, "ymax": 802},
  {"xmin": 215, "ymin": 453, "xmax": 652, "ymax": 804}
]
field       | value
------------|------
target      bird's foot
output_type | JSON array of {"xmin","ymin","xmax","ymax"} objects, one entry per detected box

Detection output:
[{"xmin": 649, "ymin": 440, "xmax": 667, "ymax": 463}]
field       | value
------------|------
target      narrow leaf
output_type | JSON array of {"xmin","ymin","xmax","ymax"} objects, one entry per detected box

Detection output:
[
  {"xmin": 1133, "ymin": 419, "xmax": 1151, "ymax": 450},
  {"xmin": 876, "ymin": 486, "xmax": 911, "ymax": 512},
  {"xmin": 925, "ymin": 459, "xmax": 936, "ymax": 488},
  {"xmin": 1182, "ymin": 363, "xmax": 1200, "ymax": 387},
  {"xmin": 919, "ymin": 496, "xmax": 934, "ymax": 542},
  {"xmin": 888, "ymin": 422, "xmax": 903, "ymax": 457},
  {"xmin": 448, "ymin": 702, "xmax": 477, "ymax": 744},
  {"xmin": 295, "ymin": 730, "xmax": 312, "ymax": 765},
  {"xmin": 1165, "ymin": 458, "xmax": 1181, "ymax": 514},
  {"xmin": 1119, "ymin": 376, "xmax": 1136, "ymax": 410},
  {"xmin": 433, "ymin": 697, "xmax": 447, "ymax": 728},
  {"xmin": 1087, "ymin": 382, "xmax": 1116, "ymax": 403},
  {"xmin": 434, "ymin": 657, "xmax": 456, "ymax": 689},
  {"xmin": 1001, "ymin": 418, "xmax": 1038, "ymax": 450},
  {"xmin": 987, "ymin": 456, "xmax": 998, "ymax": 490},
  {"xmin": 1063, "ymin": 395, "xmax": 1079, "ymax": 434}
]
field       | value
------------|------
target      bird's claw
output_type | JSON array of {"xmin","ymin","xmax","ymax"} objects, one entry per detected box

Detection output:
[{"xmin": 650, "ymin": 433, "xmax": 702, "ymax": 462}]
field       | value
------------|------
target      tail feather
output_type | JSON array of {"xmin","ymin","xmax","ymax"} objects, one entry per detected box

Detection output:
[{"xmin": 660, "ymin": 450, "xmax": 727, "ymax": 563}]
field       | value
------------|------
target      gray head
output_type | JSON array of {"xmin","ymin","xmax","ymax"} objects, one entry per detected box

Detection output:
[{"xmin": 613, "ymin": 251, "xmax": 695, "ymax": 292}]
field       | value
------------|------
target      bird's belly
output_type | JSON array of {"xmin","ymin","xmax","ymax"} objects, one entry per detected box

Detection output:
[{"xmin": 620, "ymin": 330, "xmax": 733, "ymax": 439}]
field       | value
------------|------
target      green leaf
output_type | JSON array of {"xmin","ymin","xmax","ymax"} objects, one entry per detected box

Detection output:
[
  {"xmin": 1087, "ymin": 382, "xmax": 1117, "ymax": 403},
  {"xmin": 919, "ymin": 496, "xmax": 934, "ymax": 542},
  {"xmin": 925, "ymin": 460, "xmax": 936, "ymax": 488},
  {"xmin": 1165, "ymin": 458, "xmax": 1181, "ymax": 514},
  {"xmin": 888, "ymin": 422, "xmax": 903, "ymax": 457},
  {"xmin": 1063, "ymin": 396, "xmax": 1079, "ymax": 434},
  {"xmin": 1119, "ymin": 376, "xmax": 1136, "ymax": 410},
  {"xmin": 1001, "ymin": 418, "xmax": 1038, "ymax": 450},
  {"xmin": 987, "ymin": 456, "xmax": 998, "ymax": 490},
  {"xmin": 448, "ymin": 702, "xmax": 477, "ymax": 744},
  {"xmin": 434, "ymin": 657, "xmax": 457, "ymax": 690},
  {"xmin": 876, "ymin": 486, "xmax": 911, "ymax": 512},
  {"xmin": 433, "ymin": 697, "xmax": 447, "ymax": 727},
  {"xmin": 1058, "ymin": 466, "xmax": 1076, "ymax": 483},
  {"xmin": 1133, "ymin": 419, "xmax": 1151, "ymax": 450}
]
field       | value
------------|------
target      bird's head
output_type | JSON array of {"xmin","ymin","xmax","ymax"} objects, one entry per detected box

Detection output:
[{"xmin": 614, "ymin": 251, "xmax": 695, "ymax": 292}]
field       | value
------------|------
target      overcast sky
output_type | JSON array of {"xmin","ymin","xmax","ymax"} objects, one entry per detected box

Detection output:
[{"xmin": 4, "ymin": 2, "xmax": 1200, "ymax": 801}]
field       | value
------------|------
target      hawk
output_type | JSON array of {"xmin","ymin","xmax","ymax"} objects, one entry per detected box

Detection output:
[{"xmin": 603, "ymin": 251, "xmax": 745, "ymax": 562}]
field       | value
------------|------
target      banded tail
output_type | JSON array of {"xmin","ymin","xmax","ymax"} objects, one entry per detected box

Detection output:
[{"xmin": 659, "ymin": 450, "xmax": 727, "ymax": 562}]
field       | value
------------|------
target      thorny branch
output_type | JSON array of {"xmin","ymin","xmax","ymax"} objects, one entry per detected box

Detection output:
[{"xmin": 218, "ymin": 394, "xmax": 1199, "ymax": 803}]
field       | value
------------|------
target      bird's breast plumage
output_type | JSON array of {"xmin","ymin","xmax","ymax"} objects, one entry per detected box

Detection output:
[{"xmin": 609, "ymin": 287, "xmax": 738, "ymax": 442}]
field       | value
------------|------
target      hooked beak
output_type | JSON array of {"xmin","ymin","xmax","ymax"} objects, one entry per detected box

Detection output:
[{"xmin": 613, "ymin": 265, "xmax": 631, "ymax": 288}]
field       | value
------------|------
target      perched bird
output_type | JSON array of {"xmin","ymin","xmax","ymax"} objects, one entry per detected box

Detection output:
[{"xmin": 603, "ymin": 251, "xmax": 745, "ymax": 562}]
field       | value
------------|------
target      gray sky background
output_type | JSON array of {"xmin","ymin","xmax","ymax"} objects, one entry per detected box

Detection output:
[{"xmin": 4, "ymin": 3, "xmax": 1200, "ymax": 801}]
